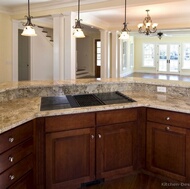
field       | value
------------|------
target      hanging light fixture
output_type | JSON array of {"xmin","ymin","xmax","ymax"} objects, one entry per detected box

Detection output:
[
  {"xmin": 138, "ymin": 10, "xmax": 158, "ymax": 35},
  {"xmin": 21, "ymin": 0, "xmax": 37, "ymax": 36},
  {"xmin": 73, "ymin": 0, "xmax": 85, "ymax": 38},
  {"xmin": 119, "ymin": 0, "xmax": 130, "ymax": 40}
]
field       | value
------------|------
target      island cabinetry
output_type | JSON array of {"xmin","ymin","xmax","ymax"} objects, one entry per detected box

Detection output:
[
  {"xmin": 146, "ymin": 108, "xmax": 190, "ymax": 182},
  {"xmin": 96, "ymin": 108, "xmax": 139, "ymax": 180},
  {"xmin": 45, "ymin": 113, "xmax": 96, "ymax": 189},
  {"xmin": 0, "ymin": 121, "xmax": 34, "ymax": 189}
]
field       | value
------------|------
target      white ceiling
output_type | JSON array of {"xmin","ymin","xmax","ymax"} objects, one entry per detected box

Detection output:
[{"xmin": 1, "ymin": 0, "xmax": 190, "ymax": 32}]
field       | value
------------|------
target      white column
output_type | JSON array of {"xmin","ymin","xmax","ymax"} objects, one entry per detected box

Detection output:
[
  {"xmin": 12, "ymin": 20, "xmax": 19, "ymax": 82},
  {"xmin": 53, "ymin": 13, "xmax": 76, "ymax": 80},
  {"xmin": 111, "ymin": 31, "xmax": 119, "ymax": 78},
  {"xmin": 53, "ymin": 15, "xmax": 64, "ymax": 80},
  {"xmin": 64, "ymin": 12, "xmax": 76, "ymax": 80},
  {"xmin": 100, "ymin": 30, "xmax": 110, "ymax": 78}
]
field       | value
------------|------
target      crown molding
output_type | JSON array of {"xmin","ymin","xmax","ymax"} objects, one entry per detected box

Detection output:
[{"xmin": 3, "ymin": 0, "xmax": 109, "ymax": 15}]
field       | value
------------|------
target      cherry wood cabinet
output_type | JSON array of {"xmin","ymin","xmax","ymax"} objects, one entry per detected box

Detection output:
[
  {"xmin": 0, "ymin": 121, "xmax": 34, "ymax": 189},
  {"xmin": 44, "ymin": 108, "xmax": 141, "ymax": 188},
  {"xmin": 146, "ymin": 108, "xmax": 190, "ymax": 182},
  {"xmin": 96, "ymin": 108, "xmax": 139, "ymax": 180},
  {"xmin": 45, "ymin": 113, "xmax": 96, "ymax": 189}
]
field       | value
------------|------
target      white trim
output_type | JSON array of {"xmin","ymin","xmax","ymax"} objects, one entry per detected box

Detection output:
[{"xmin": 12, "ymin": 20, "xmax": 19, "ymax": 82}]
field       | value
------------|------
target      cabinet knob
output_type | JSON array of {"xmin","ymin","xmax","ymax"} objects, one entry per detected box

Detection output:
[
  {"xmin": 9, "ymin": 174, "xmax": 15, "ymax": 181},
  {"xmin": 8, "ymin": 137, "xmax": 14, "ymax": 143},
  {"xmin": 8, "ymin": 156, "xmax": 14, "ymax": 163},
  {"xmin": 98, "ymin": 134, "xmax": 102, "ymax": 139},
  {"xmin": 91, "ymin": 135, "xmax": 94, "ymax": 139},
  {"xmin": 166, "ymin": 126, "xmax": 170, "ymax": 131},
  {"xmin": 166, "ymin": 117, "xmax": 170, "ymax": 121}
]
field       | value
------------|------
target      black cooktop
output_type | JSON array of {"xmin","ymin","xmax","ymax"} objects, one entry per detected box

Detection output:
[{"xmin": 40, "ymin": 91, "xmax": 136, "ymax": 111}]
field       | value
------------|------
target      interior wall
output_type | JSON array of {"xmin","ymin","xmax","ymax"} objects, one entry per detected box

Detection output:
[
  {"xmin": 30, "ymin": 28, "xmax": 53, "ymax": 80},
  {"xmin": 134, "ymin": 35, "xmax": 190, "ymax": 75},
  {"xmin": 0, "ymin": 13, "xmax": 12, "ymax": 83}
]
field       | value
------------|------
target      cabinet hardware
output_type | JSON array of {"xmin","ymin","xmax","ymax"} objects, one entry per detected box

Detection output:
[
  {"xmin": 91, "ymin": 135, "xmax": 94, "ymax": 139},
  {"xmin": 166, "ymin": 117, "xmax": 170, "ymax": 121},
  {"xmin": 8, "ymin": 137, "xmax": 14, "ymax": 143},
  {"xmin": 166, "ymin": 126, "xmax": 170, "ymax": 131},
  {"xmin": 9, "ymin": 174, "xmax": 15, "ymax": 180},
  {"xmin": 98, "ymin": 134, "xmax": 102, "ymax": 139},
  {"xmin": 8, "ymin": 156, "xmax": 14, "ymax": 163}
]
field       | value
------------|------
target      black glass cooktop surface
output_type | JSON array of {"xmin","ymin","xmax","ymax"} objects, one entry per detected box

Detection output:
[
  {"xmin": 40, "ymin": 91, "xmax": 136, "ymax": 111},
  {"xmin": 40, "ymin": 96, "xmax": 71, "ymax": 111}
]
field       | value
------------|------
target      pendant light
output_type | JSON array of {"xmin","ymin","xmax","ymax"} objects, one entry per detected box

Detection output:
[
  {"xmin": 21, "ymin": 0, "xmax": 37, "ymax": 36},
  {"xmin": 73, "ymin": 0, "xmax": 85, "ymax": 38},
  {"xmin": 119, "ymin": 0, "xmax": 130, "ymax": 40}
]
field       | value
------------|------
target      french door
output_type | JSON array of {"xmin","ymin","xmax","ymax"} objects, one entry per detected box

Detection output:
[{"xmin": 157, "ymin": 44, "xmax": 180, "ymax": 74}]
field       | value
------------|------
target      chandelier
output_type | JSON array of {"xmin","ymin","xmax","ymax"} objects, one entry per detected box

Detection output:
[
  {"xmin": 119, "ymin": 0, "xmax": 130, "ymax": 40},
  {"xmin": 138, "ymin": 10, "xmax": 158, "ymax": 35},
  {"xmin": 21, "ymin": 0, "xmax": 37, "ymax": 36},
  {"xmin": 73, "ymin": 0, "xmax": 85, "ymax": 38}
]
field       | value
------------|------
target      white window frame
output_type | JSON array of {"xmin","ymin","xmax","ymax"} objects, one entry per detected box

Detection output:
[
  {"xmin": 142, "ymin": 43, "xmax": 156, "ymax": 67},
  {"xmin": 182, "ymin": 43, "xmax": 190, "ymax": 70}
]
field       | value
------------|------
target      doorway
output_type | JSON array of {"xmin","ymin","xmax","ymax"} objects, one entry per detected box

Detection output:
[
  {"xmin": 157, "ymin": 44, "xmax": 180, "ymax": 74},
  {"xmin": 95, "ymin": 39, "xmax": 101, "ymax": 78},
  {"xmin": 18, "ymin": 29, "xmax": 30, "ymax": 81}
]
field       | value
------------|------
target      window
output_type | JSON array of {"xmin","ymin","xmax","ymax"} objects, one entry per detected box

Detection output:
[
  {"xmin": 183, "ymin": 44, "xmax": 190, "ymax": 69},
  {"xmin": 143, "ymin": 43, "xmax": 155, "ymax": 67},
  {"xmin": 121, "ymin": 41, "xmax": 127, "ymax": 71},
  {"xmin": 96, "ymin": 40, "xmax": 101, "ymax": 66}
]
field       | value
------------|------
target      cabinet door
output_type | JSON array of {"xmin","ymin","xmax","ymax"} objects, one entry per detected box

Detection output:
[
  {"xmin": 46, "ymin": 128, "xmax": 95, "ymax": 189},
  {"xmin": 96, "ymin": 122, "xmax": 137, "ymax": 180},
  {"xmin": 147, "ymin": 122, "xmax": 189, "ymax": 181}
]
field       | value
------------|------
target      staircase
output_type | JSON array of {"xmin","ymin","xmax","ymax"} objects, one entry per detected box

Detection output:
[
  {"xmin": 76, "ymin": 69, "xmax": 90, "ymax": 78},
  {"xmin": 38, "ymin": 26, "xmax": 53, "ymax": 44}
]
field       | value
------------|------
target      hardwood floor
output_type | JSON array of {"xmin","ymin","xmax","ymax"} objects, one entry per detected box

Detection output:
[
  {"xmin": 127, "ymin": 72, "xmax": 190, "ymax": 82},
  {"xmin": 84, "ymin": 173, "xmax": 186, "ymax": 189}
]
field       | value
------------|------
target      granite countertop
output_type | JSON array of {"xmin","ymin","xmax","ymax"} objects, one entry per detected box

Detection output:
[{"xmin": 1, "ymin": 89, "xmax": 190, "ymax": 134}]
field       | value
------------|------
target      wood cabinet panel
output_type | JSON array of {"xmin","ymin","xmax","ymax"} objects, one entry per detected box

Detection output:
[
  {"xmin": 147, "ymin": 108, "xmax": 190, "ymax": 128},
  {"xmin": 96, "ymin": 122, "xmax": 137, "ymax": 180},
  {"xmin": 0, "ymin": 138, "xmax": 33, "ymax": 174},
  {"xmin": 0, "ymin": 121, "xmax": 33, "ymax": 154},
  {"xmin": 0, "ymin": 154, "xmax": 33, "ymax": 189},
  {"xmin": 46, "ymin": 128, "xmax": 95, "ymax": 189},
  {"xmin": 45, "ymin": 113, "xmax": 96, "ymax": 132},
  {"xmin": 96, "ymin": 108, "xmax": 137, "ymax": 126},
  {"xmin": 146, "ymin": 122, "xmax": 188, "ymax": 181}
]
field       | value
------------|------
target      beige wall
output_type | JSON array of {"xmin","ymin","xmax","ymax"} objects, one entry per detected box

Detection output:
[
  {"xmin": 0, "ymin": 13, "xmax": 12, "ymax": 82},
  {"xmin": 134, "ymin": 35, "xmax": 190, "ymax": 75}
]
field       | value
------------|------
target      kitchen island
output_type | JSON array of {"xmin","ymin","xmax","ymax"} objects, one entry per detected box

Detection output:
[{"xmin": 1, "ymin": 77, "xmax": 190, "ymax": 189}]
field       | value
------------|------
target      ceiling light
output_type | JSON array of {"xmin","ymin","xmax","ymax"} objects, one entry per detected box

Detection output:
[
  {"xmin": 138, "ymin": 10, "xmax": 158, "ymax": 35},
  {"xmin": 119, "ymin": 0, "xmax": 130, "ymax": 40},
  {"xmin": 73, "ymin": 0, "xmax": 85, "ymax": 38},
  {"xmin": 21, "ymin": 0, "xmax": 37, "ymax": 36}
]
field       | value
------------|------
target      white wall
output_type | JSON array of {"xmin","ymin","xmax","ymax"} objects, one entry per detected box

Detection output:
[{"xmin": 30, "ymin": 28, "xmax": 53, "ymax": 80}]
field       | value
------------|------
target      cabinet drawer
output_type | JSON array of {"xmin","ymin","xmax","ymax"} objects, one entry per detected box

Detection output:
[
  {"xmin": 0, "ymin": 154, "xmax": 33, "ymax": 189},
  {"xmin": 45, "ymin": 113, "xmax": 96, "ymax": 132},
  {"xmin": 0, "ymin": 121, "xmax": 33, "ymax": 154},
  {"xmin": 96, "ymin": 108, "xmax": 137, "ymax": 126},
  {"xmin": 0, "ymin": 138, "xmax": 33, "ymax": 174},
  {"xmin": 147, "ymin": 108, "xmax": 190, "ymax": 128}
]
